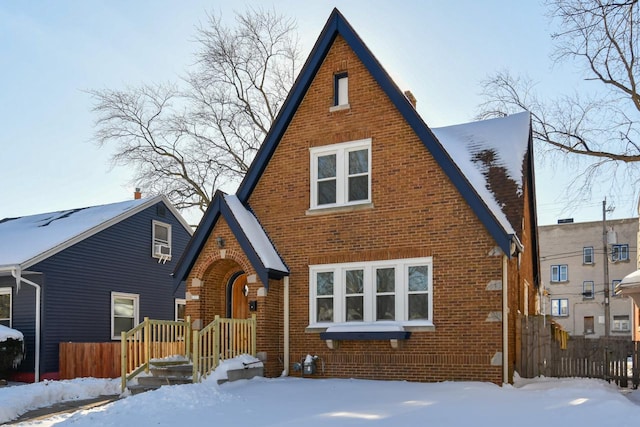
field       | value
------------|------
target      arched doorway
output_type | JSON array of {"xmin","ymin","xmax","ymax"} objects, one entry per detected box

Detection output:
[{"xmin": 227, "ymin": 272, "xmax": 248, "ymax": 319}]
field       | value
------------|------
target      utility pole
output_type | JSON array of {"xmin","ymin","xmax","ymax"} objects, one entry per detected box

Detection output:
[{"xmin": 602, "ymin": 199, "xmax": 612, "ymax": 337}]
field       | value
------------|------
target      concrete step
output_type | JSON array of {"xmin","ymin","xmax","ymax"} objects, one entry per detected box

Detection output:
[
  {"xmin": 218, "ymin": 366, "xmax": 264, "ymax": 385},
  {"xmin": 137, "ymin": 375, "xmax": 193, "ymax": 387},
  {"xmin": 149, "ymin": 364, "xmax": 193, "ymax": 378}
]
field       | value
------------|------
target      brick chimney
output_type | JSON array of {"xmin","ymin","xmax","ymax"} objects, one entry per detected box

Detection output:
[
  {"xmin": 134, "ymin": 188, "xmax": 142, "ymax": 200},
  {"xmin": 404, "ymin": 90, "xmax": 417, "ymax": 108}
]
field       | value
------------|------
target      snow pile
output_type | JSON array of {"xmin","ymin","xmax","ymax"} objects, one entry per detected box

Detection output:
[
  {"xmin": 0, "ymin": 378, "xmax": 121, "ymax": 423},
  {"xmin": 0, "ymin": 324, "xmax": 23, "ymax": 342},
  {"xmin": 207, "ymin": 354, "xmax": 263, "ymax": 382}
]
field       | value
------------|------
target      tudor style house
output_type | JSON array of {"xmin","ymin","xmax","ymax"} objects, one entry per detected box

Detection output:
[
  {"xmin": 174, "ymin": 9, "xmax": 540, "ymax": 385},
  {"xmin": 0, "ymin": 194, "xmax": 192, "ymax": 382}
]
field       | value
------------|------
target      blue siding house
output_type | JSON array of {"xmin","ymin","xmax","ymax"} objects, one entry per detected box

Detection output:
[{"xmin": 0, "ymin": 195, "xmax": 192, "ymax": 382}]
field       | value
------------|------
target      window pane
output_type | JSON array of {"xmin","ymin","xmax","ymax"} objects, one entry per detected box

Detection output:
[
  {"xmin": 348, "ymin": 176, "xmax": 368, "ymax": 201},
  {"xmin": 316, "ymin": 272, "xmax": 334, "ymax": 296},
  {"xmin": 114, "ymin": 298, "xmax": 134, "ymax": 317},
  {"xmin": 177, "ymin": 303, "xmax": 186, "ymax": 321},
  {"xmin": 346, "ymin": 296, "xmax": 363, "ymax": 321},
  {"xmin": 337, "ymin": 76, "xmax": 348, "ymax": 105},
  {"xmin": 348, "ymin": 149, "xmax": 368, "ymax": 174},
  {"xmin": 346, "ymin": 270, "xmax": 363, "ymax": 294},
  {"xmin": 317, "ymin": 298, "xmax": 333, "ymax": 322},
  {"xmin": 376, "ymin": 295, "xmax": 395, "ymax": 320},
  {"xmin": 318, "ymin": 180, "xmax": 337, "ymax": 204},
  {"xmin": 317, "ymin": 154, "xmax": 336, "ymax": 179},
  {"xmin": 409, "ymin": 266, "xmax": 429, "ymax": 291},
  {"xmin": 0, "ymin": 294, "xmax": 9, "ymax": 319},
  {"xmin": 376, "ymin": 268, "xmax": 395, "ymax": 293},
  {"xmin": 408, "ymin": 294, "xmax": 429, "ymax": 320},
  {"xmin": 154, "ymin": 224, "xmax": 168, "ymax": 242},
  {"xmin": 114, "ymin": 317, "xmax": 134, "ymax": 335}
]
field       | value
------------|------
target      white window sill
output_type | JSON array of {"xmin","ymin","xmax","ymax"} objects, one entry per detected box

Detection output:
[
  {"xmin": 329, "ymin": 104, "xmax": 350, "ymax": 112},
  {"xmin": 306, "ymin": 202, "xmax": 373, "ymax": 216},
  {"xmin": 309, "ymin": 321, "xmax": 433, "ymax": 349},
  {"xmin": 305, "ymin": 320, "xmax": 434, "ymax": 334}
]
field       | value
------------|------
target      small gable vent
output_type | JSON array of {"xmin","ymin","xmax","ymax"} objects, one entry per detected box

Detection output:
[{"xmin": 156, "ymin": 205, "xmax": 166, "ymax": 217}]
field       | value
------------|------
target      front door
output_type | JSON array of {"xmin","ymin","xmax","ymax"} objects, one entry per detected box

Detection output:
[{"xmin": 231, "ymin": 273, "xmax": 248, "ymax": 319}]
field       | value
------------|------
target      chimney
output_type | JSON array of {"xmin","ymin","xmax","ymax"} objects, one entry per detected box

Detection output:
[
  {"xmin": 134, "ymin": 188, "xmax": 142, "ymax": 200},
  {"xmin": 404, "ymin": 90, "xmax": 417, "ymax": 108}
]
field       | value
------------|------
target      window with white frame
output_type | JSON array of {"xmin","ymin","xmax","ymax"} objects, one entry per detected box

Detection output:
[
  {"xmin": 550, "ymin": 264, "xmax": 568, "ymax": 282},
  {"xmin": 152, "ymin": 221, "xmax": 172, "ymax": 260},
  {"xmin": 309, "ymin": 257, "xmax": 432, "ymax": 326},
  {"xmin": 612, "ymin": 315, "xmax": 630, "ymax": 332},
  {"xmin": 612, "ymin": 279, "xmax": 622, "ymax": 297},
  {"xmin": 551, "ymin": 298, "xmax": 568, "ymax": 317},
  {"xmin": 310, "ymin": 139, "xmax": 371, "ymax": 209},
  {"xmin": 0, "ymin": 288, "xmax": 11, "ymax": 327},
  {"xmin": 334, "ymin": 72, "xmax": 348, "ymax": 107},
  {"xmin": 611, "ymin": 244, "xmax": 629, "ymax": 262},
  {"xmin": 111, "ymin": 292, "xmax": 139, "ymax": 339},
  {"xmin": 175, "ymin": 298, "xmax": 186, "ymax": 322},
  {"xmin": 583, "ymin": 247, "xmax": 594, "ymax": 264},
  {"xmin": 582, "ymin": 281, "xmax": 594, "ymax": 299}
]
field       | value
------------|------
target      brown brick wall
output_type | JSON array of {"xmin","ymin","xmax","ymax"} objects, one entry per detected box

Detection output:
[{"xmin": 186, "ymin": 35, "xmax": 535, "ymax": 385}]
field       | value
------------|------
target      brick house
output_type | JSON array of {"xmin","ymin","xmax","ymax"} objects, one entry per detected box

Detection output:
[{"xmin": 174, "ymin": 9, "xmax": 540, "ymax": 385}]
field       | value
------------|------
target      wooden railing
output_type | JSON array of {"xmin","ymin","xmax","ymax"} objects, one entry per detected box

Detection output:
[
  {"xmin": 192, "ymin": 314, "xmax": 257, "ymax": 382},
  {"xmin": 120, "ymin": 316, "xmax": 191, "ymax": 391}
]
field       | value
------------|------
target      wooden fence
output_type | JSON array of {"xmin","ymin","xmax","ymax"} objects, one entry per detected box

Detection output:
[
  {"xmin": 60, "ymin": 342, "xmax": 121, "ymax": 379},
  {"xmin": 518, "ymin": 315, "xmax": 639, "ymax": 388}
]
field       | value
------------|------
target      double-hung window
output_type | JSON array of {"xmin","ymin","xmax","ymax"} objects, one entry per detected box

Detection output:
[
  {"xmin": 550, "ymin": 264, "xmax": 568, "ymax": 282},
  {"xmin": 611, "ymin": 244, "xmax": 629, "ymax": 262},
  {"xmin": 310, "ymin": 139, "xmax": 371, "ymax": 209},
  {"xmin": 0, "ymin": 288, "xmax": 11, "ymax": 327},
  {"xmin": 613, "ymin": 315, "xmax": 630, "ymax": 332},
  {"xmin": 582, "ymin": 281, "xmax": 594, "ymax": 299},
  {"xmin": 551, "ymin": 298, "xmax": 568, "ymax": 317},
  {"xmin": 309, "ymin": 257, "xmax": 432, "ymax": 326},
  {"xmin": 583, "ymin": 247, "xmax": 594, "ymax": 264},
  {"xmin": 111, "ymin": 292, "xmax": 139, "ymax": 339},
  {"xmin": 152, "ymin": 221, "xmax": 172, "ymax": 260}
]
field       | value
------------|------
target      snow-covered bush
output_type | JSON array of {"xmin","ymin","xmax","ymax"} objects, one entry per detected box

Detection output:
[{"xmin": 0, "ymin": 325, "xmax": 25, "ymax": 380}]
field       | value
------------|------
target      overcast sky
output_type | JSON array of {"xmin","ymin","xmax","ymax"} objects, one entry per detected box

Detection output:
[{"xmin": 1, "ymin": 0, "xmax": 636, "ymax": 226}]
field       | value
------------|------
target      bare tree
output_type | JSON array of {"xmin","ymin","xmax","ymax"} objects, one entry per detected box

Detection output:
[
  {"xmin": 90, "ymin": 8, "xmax": 300, "ymax": 215},
  {"xmin": 478, "ymin": 0, "xmax": 640, "ymax": 205}
]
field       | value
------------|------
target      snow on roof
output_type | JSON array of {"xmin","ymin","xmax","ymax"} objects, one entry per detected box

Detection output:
[
  {"xmin": 0, "ymin": 324, "xmax": 23, "ymax": 342},
  {"xmin": 431, "ymin": 111, "xmax": 531, "ymax": 235},
  {"xmin": 0, "ymin": 198, "xmax": 153, "ymax": 269},
  {"xmin": 224, "ymin": 194, "xmax": 288, "ymax": 273}
]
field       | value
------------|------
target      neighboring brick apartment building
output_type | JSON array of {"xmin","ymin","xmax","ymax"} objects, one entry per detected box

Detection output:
[
  {"xmin": 539, "ymin": 218, "xmax": 638, "ymax": 339},
  {"xmin": 174, "ymin": 9, "xmax": 540, "ymax": 385}
]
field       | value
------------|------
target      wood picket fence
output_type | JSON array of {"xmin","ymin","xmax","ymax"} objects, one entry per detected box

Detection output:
[{"xmin": 517, "ymin": 315, "xmax": 639, "ymax": 388}]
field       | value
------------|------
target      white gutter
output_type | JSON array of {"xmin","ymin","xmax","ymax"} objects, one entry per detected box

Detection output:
[
  {"xmin": 11, "ymin": 268, "xmax": 41, "ymax": 383},
  {"xmin": 282, "ymin": 276, "xmax": 290, "ymax": 376},
  {"xmin": 502, "ymin": 254, "xmax": 508, "ymax": 384}
]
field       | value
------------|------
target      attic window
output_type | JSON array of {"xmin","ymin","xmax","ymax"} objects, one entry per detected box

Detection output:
[
  {"xmin": 330, "ymin": 72, "xmax": 349, "ymax": 111},
  {"xmin": 152, "ymin": 220, "xmax": 172, "ymax": 261}
]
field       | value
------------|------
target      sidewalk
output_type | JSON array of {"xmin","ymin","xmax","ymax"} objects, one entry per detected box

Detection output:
[{"xmin": 6, "ymin": 395, "xmax": 120, "ymax": 425}]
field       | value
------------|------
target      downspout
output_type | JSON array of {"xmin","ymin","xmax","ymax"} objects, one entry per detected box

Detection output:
[
  {"xmin": 502, "ymin": 253, "xmax": 509, "ymax": 384},
  {"xmin": 11, "ymin": 268, "xmax": 41, "ymax": 383},
  {"xmin": 282, "ymin": 276, "xmax": 290, "ymax": 376}
]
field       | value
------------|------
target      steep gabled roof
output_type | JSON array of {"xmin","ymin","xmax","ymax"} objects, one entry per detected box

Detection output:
[
  {"xmin": 0, "ymin": 195, "xmax": 191, "ymax": 271},
  {"xmin": 172, "ymin": 191, "xmax": 288, "ymax": 288},
  {"xmin": 175, "ymin": 8, "xmax": 535, "ymax": 284}
]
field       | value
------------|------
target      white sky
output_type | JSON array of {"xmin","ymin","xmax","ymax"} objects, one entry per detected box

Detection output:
[
  {"xmin": 1, "ymin": 0, "xmax": 636, "ymax": 226},
  {"xmin": 1, "ymin": 370, "xmax": 640, "ymax": 426}
]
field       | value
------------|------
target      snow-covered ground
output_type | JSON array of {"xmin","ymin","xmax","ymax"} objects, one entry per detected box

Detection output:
[{"xmin": 2, "ymin": 371, "xmax": 640, "ymax": 426}]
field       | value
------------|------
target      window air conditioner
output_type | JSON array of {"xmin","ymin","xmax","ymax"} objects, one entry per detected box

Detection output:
[{"xmin": 155, "ymin": 244, "xmax": 171, "ymax": 256}]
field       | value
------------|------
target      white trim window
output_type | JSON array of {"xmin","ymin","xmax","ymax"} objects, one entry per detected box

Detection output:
[
  {"xmin": 551, "ymin": 298, "xmax": 568, "ymax": 317},
  {"xmin": 582, "ymin": 281, "xmax": 595, "ymax": 299},
  {"xmin": 611, "ymin": 244, "xmax": 629, "ymax": 262},
  {"xmin": 175, "ymin": 298, "xmax": 186, "ymax": 322},
  {"xmin": 111, "ymin": 292, "xmax": 139, "ymax": 340},
  {"xmin": 612, "ymin": 315, "xmax": 630, "ymax": 332},
  {"xmin": 550, "ymin": 264, "xmax": 568, "ymax": 282},
  {"xmin": 583, "ymin": 247, "xmax": 594, "ymax": 264},
  {"xmin": 0, "ymin": 288, "xmax": 11, "ymax": 327},
  {"xmin": 310, "ymin": 139, "xmax": 371, "ymax": 209},
  {"xmin": 335, "ymin": 72, "xmax": 348, "ymax": 106},
  {"xmin": 309, "ymin": 257, "xmax": 432, "ymax": 326},
  {"xmin": 152, "ymin": 221, "xmax": 172, "ymax": 260}
]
